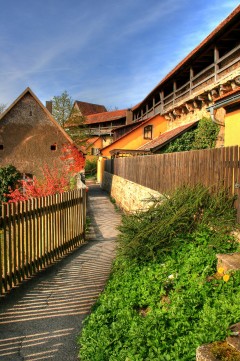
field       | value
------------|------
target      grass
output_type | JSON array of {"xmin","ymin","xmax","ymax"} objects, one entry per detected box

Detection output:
[{"xmin": 78, "ymin": 185, "xmax": 240, "ymax": 361}]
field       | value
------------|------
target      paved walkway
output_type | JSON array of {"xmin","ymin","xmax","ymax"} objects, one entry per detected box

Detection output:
[{"xmin": 0, "ymin": 183, "xmax": 122, "ymax": 361}]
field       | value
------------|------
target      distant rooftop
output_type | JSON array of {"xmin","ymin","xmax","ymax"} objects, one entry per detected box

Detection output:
[
  {"xmin": 85, "ymin": 109, "xmax": 127, "ymax": 125},
  {"xmin": 75, "ymin": 101, "xmax": 107, "ymax": 116}
]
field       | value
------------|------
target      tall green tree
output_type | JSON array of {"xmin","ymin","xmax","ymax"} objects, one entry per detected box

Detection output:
[
  {"xmin": 52, "ymin": 91, "xmax": 91, "ymax": 147},
  {"xmin": 52, "ymin": 90, "xmax": 73, "ymax": 128}
]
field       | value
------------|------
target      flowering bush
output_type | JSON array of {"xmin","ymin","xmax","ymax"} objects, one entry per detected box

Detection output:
[
  {"xmin": 8, "ymin": 164, "xmax": 70, "ymax": 202},
  {"xmin": 8, "ymin": 143, "xmax": 85, "ymax": 202}
]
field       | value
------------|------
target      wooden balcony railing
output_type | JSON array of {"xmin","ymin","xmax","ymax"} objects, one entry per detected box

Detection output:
[{"xmin": 134, "ymin": 43, "xmax": 240, "ymax": 120}]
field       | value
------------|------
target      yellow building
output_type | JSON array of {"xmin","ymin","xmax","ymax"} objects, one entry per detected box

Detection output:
[
  {"xmin": 100, "ymin": 114, "xmax": 167, "ymax": 158},
  {"xmin": 208, "ymin": 88, "xmax": 240, "ymax": 147}
]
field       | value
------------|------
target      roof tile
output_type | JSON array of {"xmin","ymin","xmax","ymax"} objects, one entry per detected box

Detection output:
[
  {"xmin": 75, "ymin": 101, "xmax": 107, "ymax": 116},
  {"xmin": 138, "ymin": 121, "xmax": 198, "ymax": 151}
]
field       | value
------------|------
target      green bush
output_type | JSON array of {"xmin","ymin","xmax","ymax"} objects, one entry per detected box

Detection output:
[
  {"xmin": 85, "ymin": 158, "xmax": 97, "ymax": 176},
  {"xmin": 118, "ymin": 185, "xmax": 237, "ymax": 262},
  {"xmin": 78, "ymin": 230, "xmax": 240, "ymax": 361},
  {"xmin": 78, "ymin": 185, "xmax": 240, "ymax": 360},
  {"xmin": 0, "ymin": 165, "xmax": 21, "ymax": 203},
  {"xmin": 161, "ymin": 117, "xmax": 219, "ymax": 154}
]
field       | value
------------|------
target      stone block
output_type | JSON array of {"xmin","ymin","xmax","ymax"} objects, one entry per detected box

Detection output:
[
  {"xmin": 227, "ymin": 323, "xmax": 240, "ymax": 352},
  {"xmin": 196, "ymin": 344, "xmax": 217, "ymax": 361},
  {"xmin": 217, "ymin": 253, "xmax": 240, "ymax": 272}
]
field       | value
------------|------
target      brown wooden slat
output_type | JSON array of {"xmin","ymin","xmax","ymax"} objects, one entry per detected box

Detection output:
[{"xmin": 0, "ymin": 189, "xmax": 86, "ymax": 295}]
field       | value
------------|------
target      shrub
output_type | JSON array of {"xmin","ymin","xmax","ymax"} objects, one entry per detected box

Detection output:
[
  {"xmin": 78, "ymin": 230, "xmax": 240, "ymax": 361},
  {"xmin": 161, "ymin": 117, "xmax": 219, "ymax": 154},
  {"xmin": 117, "ymin": 185, "xmax": 238, "ymax": 262},
  {"xmin": 85, "ymin": 158, "xmax": 97, "ymax": 176},
  {"xmin": 0, "ymin": 165, "xmax": 21, "ymax": 202}
]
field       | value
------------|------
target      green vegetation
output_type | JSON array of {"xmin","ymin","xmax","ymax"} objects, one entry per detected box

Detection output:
[
  {"xmin": 78, "ymin": 185, "xmax": 240, "ymax": 361},
  {"xmin": 85, "ymin": 158, "xmax": 97, "ymax": 178},
  {"xmin": 161, "ymin": 117, "xmax": 219, "ymax": 153},
  {"xmin": 0, "ymin": 165, "xmax": 21, "ymax": 203}
]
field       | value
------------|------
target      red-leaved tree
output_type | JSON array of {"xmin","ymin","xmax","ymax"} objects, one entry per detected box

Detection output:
[
  {"xmin": 8, "ymin": 144, "xmax": 85, "ymax": 202},
  {"xmin": 60, "ymin": 144, "xmax": 85, "ymax": 173}
]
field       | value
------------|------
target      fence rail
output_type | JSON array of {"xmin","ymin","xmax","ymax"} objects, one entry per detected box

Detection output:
[
  {"xmin": 104, "ymin": 146, "xmax": 240, "ymax": 221},
  {"xmin": 0, "ymin": 189, "xmax": 86, "ymax": 295}
]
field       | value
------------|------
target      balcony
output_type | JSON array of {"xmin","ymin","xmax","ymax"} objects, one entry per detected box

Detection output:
[{"xmin": 134, "ymin": 43, "xmax": 240, "ymax": 121}]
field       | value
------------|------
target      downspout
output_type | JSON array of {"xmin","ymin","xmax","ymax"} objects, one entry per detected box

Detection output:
[{"xmin": 208, "ymin": 106, "xmax": 225, "ymax": 127}]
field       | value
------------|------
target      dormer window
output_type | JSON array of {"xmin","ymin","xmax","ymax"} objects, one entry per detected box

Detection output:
[
  {"xmin": 0, "ymin": 145, "xmax": 3, "ymax": 150},
  {"xmin": 144, "ymin": 125, "xmax": 153, "ymax": 140}
]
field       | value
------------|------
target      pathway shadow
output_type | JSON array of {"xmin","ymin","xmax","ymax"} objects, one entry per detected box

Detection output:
[
  {"xmin": 0, "ymin": 183, "xmax": 121, "ymax": 361},
  {"xmin": 0, "ymin": 239, "xmax": 115, "ymax": 361}
]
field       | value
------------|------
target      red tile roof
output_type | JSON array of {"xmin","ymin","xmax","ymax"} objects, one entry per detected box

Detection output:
[
  {"xmin": 75, "ymin": 101, "xmax": 107, "ymax": 116},
  {"xmin": 85, "ymin": 109, "xmax": 127, "ymax": 125},
  {"xmin": 138, "ymin": 121, "xmax": 198, "ymax": 151},
  {"xmin": 132, "ymin": 5, "xmax": 240, "ymax": 111}
]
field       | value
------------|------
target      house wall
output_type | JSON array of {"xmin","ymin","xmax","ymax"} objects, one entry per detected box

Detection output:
[
  {"xmin": 102, "ymin": 171, "xmax": 161, "ymax": 212},
  {"xmin": 225, "ymin": 108, "xmax": 240, "ymax": 146},
  {"xmin": 0, "ymin": 93, "xmax": 71, "ymax": 178},
  {"xmin": 86, "ymin": 137, "xmax": 112, "ymax": 161},
  {"xmin": 101, "ymin": 115, "xmax": 167, "ymax": 157}
]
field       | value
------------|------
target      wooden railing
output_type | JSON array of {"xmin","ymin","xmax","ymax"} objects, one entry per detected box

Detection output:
[
  {"xmin": 134, "ymin": 43, "xmax": 240, "ymax": 120},
  {"xmin": 104, "ymin": 146, "xmax": 240, "ymax": 222},
  {"xmin": 0, "ymin": 189, "xmax": 86, "ymax": 295}
]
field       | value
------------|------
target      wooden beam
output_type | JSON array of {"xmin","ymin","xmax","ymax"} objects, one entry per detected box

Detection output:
[
  {"xmin": 214, "ymin": 46, "xmax": 219, "ymax": 82},
  {"xmin": 190, "ymin": 67, "xmax": 194, "ymax": 95},
  {"xmin": 219, "ymin": 83, "xmax": 233, "ymax": 96},
  {"xmin": 234, "ymin": 76, "xmax": 240, "ymax": 86},
  {"xmin": 160, "ymin": 91, "xmax": 164, "ymax": 114}
]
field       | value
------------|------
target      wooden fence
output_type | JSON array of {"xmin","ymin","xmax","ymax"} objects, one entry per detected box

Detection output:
[
  {"xmin": 0, "ymin": 188, "xmax": 86, "ymax": 295},
  {"xmin": 104, "ymin": 146, "xmax": 240, "ymax": 221}
]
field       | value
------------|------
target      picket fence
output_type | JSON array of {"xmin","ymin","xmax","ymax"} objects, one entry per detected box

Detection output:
[
  {"xmin": 104, "ymin": 146, "xmax": 240, "ymax": 221},
  {"xmin": 0, "ymin": 189, "xmax": 86, "ymax": 295}
]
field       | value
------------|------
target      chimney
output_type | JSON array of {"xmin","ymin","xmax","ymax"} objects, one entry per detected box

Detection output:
[
  {"xmin": 46, "ymin": 101, "xmax": 52, "ymax": 114},
  {"xmin": 126, "ymin": 109, "xmax": 133, "ymax": 124}
]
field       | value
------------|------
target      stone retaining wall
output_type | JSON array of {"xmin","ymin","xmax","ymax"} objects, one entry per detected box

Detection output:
[{"xmin": 102, "ymin": 171, "xmax": 161, "ymax": 212}]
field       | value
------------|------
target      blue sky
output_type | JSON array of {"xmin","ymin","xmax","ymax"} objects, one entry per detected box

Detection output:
[{"xmin": 0, "ymin": 0, "xmax": 239, "ymax": 110}]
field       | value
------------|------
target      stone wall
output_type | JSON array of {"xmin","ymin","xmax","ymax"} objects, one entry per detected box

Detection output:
[{"xmin": 102, "ymin": 171, "xmax": 161, "ymax": 212}]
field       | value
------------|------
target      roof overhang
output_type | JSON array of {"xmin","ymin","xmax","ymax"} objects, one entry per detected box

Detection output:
[
  {"xmin": 109, "ymin": 149, "xmax": 151, "ymax": 157},
  {"xmin": 207, "ymin": 92, "xmax": 240, "ymax": 111}
]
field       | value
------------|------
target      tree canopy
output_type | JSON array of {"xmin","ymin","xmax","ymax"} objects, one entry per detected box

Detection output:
[{"xmin": 52, "ymin": 90, "xmax": 73, "ymax": 128}]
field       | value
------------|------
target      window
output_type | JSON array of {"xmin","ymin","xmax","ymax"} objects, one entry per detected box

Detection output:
[
  {"xmin": 91, "ymin": 147, "xmax": 100, "ymax": 156},
  {"xmin": 0, "ymin": 145, "xmax": 3, "ymax": 150},
  {"xmin": 144, "ymin": 125, "xmax": 153, "ymax": 139},
  {"xmin": 50, "ymin": 144, "xmax": 57, "ymax": 151}
]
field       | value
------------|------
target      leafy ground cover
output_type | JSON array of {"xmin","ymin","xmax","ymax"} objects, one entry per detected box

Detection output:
[{"xmin": 78, "ymin": 185, "xmax": 240, "ymax": 361}]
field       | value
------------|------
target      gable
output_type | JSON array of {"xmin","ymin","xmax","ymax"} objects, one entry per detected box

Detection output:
[
  {"xmin": 0, "ymin": 90, "xmax": 73, "ymax": 177},
  {"xmin": 75, "ymin": 101, "xmax": 107, "ymax": 116},
  {"xmin": 100, "ymin": 114, "xmax": 167, "ymax": 157}
]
